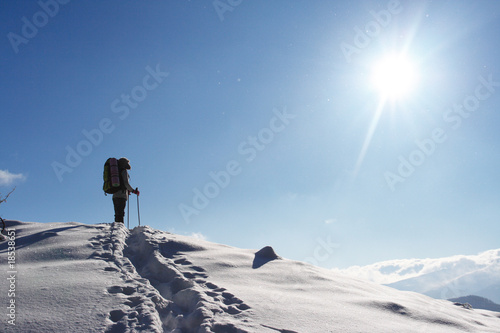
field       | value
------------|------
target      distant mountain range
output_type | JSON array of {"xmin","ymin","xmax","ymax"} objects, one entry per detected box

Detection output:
[
  {"xmin": 336, "ymin": 248, "xmax": 500, "ymax": 304},
  {"xmin": 449, "ymin": 295, "xmax": 500, "ymax": 312}
]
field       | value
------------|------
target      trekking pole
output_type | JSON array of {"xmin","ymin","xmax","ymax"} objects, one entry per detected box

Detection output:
[
  {"xmin": 127, "ymin": 191, "xmax": 130, "ymax": 229},
  {"xmin": 136, "ymin": 188, "xmax": 141, "ymax": 226}
]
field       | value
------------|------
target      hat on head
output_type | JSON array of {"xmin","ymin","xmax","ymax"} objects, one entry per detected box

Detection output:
[{"xmin": 118, "ymin": 157, "xmax": 131, "ymax": 169}]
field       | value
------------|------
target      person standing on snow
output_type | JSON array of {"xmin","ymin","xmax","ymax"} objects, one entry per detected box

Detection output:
[{"xmin": 113, "ymin": 157, "xmax": 139, "ymax": 223}]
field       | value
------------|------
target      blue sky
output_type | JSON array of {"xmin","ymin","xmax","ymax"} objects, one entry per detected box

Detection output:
[{"xmin": 1, "ymin": 0, "xmax": 499, "ymax": 269}]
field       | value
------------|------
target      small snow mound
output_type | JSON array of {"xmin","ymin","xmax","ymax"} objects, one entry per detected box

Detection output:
[{"xmin": 255, "ymin": 246, "xmax": 279, "ymax": 259}]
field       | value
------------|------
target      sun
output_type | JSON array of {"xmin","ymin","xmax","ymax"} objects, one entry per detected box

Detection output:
[{"xmin": 371, "ymin": 54, "xmax": 418, "ymax": 100}]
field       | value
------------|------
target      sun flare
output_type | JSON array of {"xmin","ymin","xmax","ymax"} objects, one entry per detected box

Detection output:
[{"xmin": 371, "ymin": 54, "xmax": 418, "ymax": 99}]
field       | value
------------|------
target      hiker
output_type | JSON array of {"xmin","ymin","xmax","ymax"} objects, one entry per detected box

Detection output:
[{"xmin": 112, "ymin": 158, "xmax": 139, "ymax": 223}]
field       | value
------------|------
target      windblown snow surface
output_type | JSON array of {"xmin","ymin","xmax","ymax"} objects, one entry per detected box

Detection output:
[{"xmin": 1, "ymin": 221, "xmax": 499, "ymax": 332}]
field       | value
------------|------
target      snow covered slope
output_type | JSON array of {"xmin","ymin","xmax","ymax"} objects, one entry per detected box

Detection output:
[
  {"xmin": 1, "ymin": 221, "xmax": 499, "ymax": 332},
  {"xmin": 336, "ymin": 249, "xmax": 500, "ymax": 304}
]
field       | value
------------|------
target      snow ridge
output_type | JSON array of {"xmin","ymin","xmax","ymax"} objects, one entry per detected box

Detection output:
[
  {"xmin": 3, "ymin": 221, "xmax": 500, "ymax": 332},
  {"xmin": 89, "ymin": 223, "xmax": 251, "ymax": 333}
]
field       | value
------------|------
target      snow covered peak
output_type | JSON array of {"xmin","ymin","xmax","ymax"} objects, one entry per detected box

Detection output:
[
  {"xmin": 1, "ymin": 221, "xmax": 499, "ymax": 332},
  {"xmin": 336, "ymin": 248, "xmax": 500, "ymax": 304}
]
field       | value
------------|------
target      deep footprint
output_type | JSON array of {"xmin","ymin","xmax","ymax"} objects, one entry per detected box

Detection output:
[
  {"xmin": 109, "ymin": 309, "xmax": 126, "ymax": 322},
  {"xmin": 125, "ymin": 296, "xmax": 142, "ymax": 307},
  {"xmin": 174, "ymin": 258, "xmax": 192, "ymax": 265},
  {"xmin": 104, "ymin": 266, "xmax": 119, "ymax": 272}
]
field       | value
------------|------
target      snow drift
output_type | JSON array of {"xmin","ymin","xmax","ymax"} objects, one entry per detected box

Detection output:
[{"xmin": 1, "ymin": 220, "xmax": 499, "ymax": 332}]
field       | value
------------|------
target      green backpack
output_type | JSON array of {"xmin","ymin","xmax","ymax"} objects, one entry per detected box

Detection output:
[{"xmin": 103, "ymin": 158, "xmax": 123, "ymax": 195}]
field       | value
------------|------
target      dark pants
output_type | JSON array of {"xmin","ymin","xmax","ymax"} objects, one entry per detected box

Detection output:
[{"xmin": 113, "ymin": 197, "xmax": 127, "ymax": 223}]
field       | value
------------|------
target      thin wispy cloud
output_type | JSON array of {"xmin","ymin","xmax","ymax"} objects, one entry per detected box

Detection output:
[
  {"xmin": 0, "ymin": 169, "xmax": 25, "ymax": 186},
  {"xmin": 190, "ymin": 232, "xmax": 207, "ymax": 241},
  {"xmin": 334, "ymin": 249, "xmax": 500, "ymax": 285}
]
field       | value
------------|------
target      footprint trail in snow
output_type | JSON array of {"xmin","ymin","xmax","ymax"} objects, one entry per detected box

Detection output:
[{"xmin": 90, "ymin": 222, "xmax": 251, "ymax": 332}]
